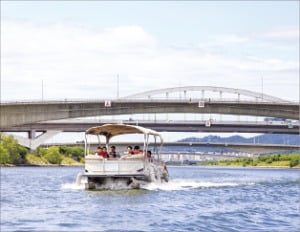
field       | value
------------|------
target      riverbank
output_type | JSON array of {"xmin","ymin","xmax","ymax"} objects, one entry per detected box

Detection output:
[
  {"xmin": 166, "ymin": 163, "xmax": 300, "ymax": 169},
  {"xmin": 200, "ymin": 153, "xmax": 300, "ymax": 168},
  {"xmin": 2, "ymin": 164, "xmax": 299, "ymax": 169},
  {"xmin": 0, "ymin": 153, "xmax": 83, "ymax": 167},
  {"xmin": 0, "ymin": 134, "xmax": 85, "ymax": 166},
  {"xmin": 198, "ymin": 164, "xmax": 300, "ymax": 169},
  {"xmin": 0, "ymin": 163, "xmax": 84, "ymax": 167}
]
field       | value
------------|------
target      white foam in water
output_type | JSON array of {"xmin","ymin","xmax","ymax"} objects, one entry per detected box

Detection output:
[
  {"xmin": 61, "ymin": 179, "xmax": 132, "ymax": 191},
  {"xmin": 95, "ymin": 178, "xmax": 132, "ymax": 190},
  {"xmin": 61, "ymin": 179, "xmax": 255, "ymax": 191},
  {"xmin": 141, "ymin": 179, "xmax": 254, "ymax": 191},
  {"xmin": 61, "ymin": 183, "xmax": 85, "ymax": 190}
]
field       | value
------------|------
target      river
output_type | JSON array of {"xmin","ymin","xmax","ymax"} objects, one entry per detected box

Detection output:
[{"xmin": 1, "ymin": 166, "xmax": 299, "ymax": 231}]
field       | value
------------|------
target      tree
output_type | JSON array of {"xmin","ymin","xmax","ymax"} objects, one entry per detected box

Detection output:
[
  {"xmin": 37, "ymin": 147, "xmax": 47, "ymax": 157},
  {"xmin": 44, "ymin": 146, "xmax": 63, "ymax": 164},
  {"xmin": 0, "ymin": 134, "xmax": 23, "ymax": 164},
  {"xmin": 0, "ymin": 145, "xmax": 10, "ymax": 164},
  {"xmin": 289, "ymin": 156, "xmax": 300, "ymax": 167}
]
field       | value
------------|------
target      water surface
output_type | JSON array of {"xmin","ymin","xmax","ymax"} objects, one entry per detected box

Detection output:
[{"xmin": 1, "ymin": 166, "xmax": 299, "ymax": 231}]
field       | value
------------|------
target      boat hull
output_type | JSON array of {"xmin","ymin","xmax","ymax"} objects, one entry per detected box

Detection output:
[{"xmin": 79, "ymin": 156, "xmax": 168, "ymax": 190}]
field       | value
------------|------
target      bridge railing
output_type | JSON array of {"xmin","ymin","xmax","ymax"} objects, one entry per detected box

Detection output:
[{"xmin": 0, "ymin": 98, "xmax": 296, "ymax": 104}]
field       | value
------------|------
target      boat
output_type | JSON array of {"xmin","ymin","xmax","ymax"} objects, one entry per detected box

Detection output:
[{"xmin": 76, "ymin": 124, "xmax": 169, "ymax": 190}]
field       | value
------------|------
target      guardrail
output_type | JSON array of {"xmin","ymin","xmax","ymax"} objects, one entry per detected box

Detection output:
[{"xmin": 0, "ymin": 98, "xmax": 297, "ymax": 104}]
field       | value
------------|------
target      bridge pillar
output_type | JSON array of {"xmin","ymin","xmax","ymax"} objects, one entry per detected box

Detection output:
[
  {"xmin": 5, "ymin": 130, "xmax": 62, "ymax": 151},
  {"xmin": 201, "ymin": 90, "xmax": 205, "ymax": 99},
  {"xmin": 166, "ymin": 92, "xmax": 169, "ymax": 99},
  {"xmin": 184, "ymin": 90, "xmax": 187, "ymax": 99},
  {"xmin": 28, "ymin": 130, "xmax": 36, "ymax": 139},
  {"xmin": 201, "ymin": 90, "xmax": 205, "ymax": 121},
  {"xmin": 237, "ymin": 93, "xmax": 241, "ymax": 121}
]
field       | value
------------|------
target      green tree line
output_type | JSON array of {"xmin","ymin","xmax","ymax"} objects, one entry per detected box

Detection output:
[
  {"xmin": 0, "ymin": 134, "xmax": 28, "ymax": 164},
  {"xmin": 201, "ymin": 153, "xmax": 300, "ymax": 168},
  {"xmin": 0, "ymin": 134, "xmax": 84, "ymax": 165}
]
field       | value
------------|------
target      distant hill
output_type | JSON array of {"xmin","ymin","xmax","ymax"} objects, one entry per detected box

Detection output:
[
  {"xmin": 160, "ymin": 134, "xmax": 300, "ymax": 153},
  {"xmin": 178, "ymin": 134, "xmax": 300, "ymax": 145}
]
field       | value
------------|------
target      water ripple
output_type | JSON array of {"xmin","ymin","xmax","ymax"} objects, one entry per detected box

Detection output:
[{"xmin": 1, "ymin": 166, "xmax": 299, "ymax": 232}]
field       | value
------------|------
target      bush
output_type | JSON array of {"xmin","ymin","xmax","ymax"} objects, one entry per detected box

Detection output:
[
  {"xmin": 0, "ymin": 134, "xmax": 25, "ymax": 164},
  {"xmin": 59, "ymin": 146, "xmax": 84, "ymax": 160},
  {"xmin": 44, "ymin": 147, "xmax": 63, "ymax": 164},
  {"xmin": 0, "ymin": 145, "xmax": 10, "ymax": 164},
  {"xmin": 258, "ymin": 156, "xmax": 267, "ymax": 162},
  {"xmin": 70, "ymin": 146, "xmax": 84, "ymax": 156},
  {"xmin": 289, "ymin": 156, "xmax": 300, "ymax": 167},
  {"xmin": 36, "ymin": 147, "xmax": 47, "ymax": 157},
  {"xmin": 79, "ymin": 157, "xmax": 85, "ymax": 163},
  {"xmin": 265, "ymin": 157, "xmax": 273, "ymax": 164},
  {"xmin": 17, "ymin": 146, "xmax": 28, "ymax": 160}
]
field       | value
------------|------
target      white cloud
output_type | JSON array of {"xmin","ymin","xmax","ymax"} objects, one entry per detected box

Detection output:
[
  {"xmin": 1, "ymin": 20, "xmax": 299, "ymax": 102},
  {"xmin": 216, "ymin": 34, "xmax": 248, "ymax": 43},
  {"xmin": 256, "ymin": 27, "xmax": 299, "ymax": 42}
]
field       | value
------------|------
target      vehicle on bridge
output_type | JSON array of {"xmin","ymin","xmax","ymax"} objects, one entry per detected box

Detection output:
[{"xmin": 76, "ymin": 124, "xmax": 169, "ymax": 190}]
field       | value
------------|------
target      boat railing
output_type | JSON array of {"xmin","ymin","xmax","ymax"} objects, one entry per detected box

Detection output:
[{"xmin": 85, "ymin": 155, "xmax": 145, "ymax": 175}]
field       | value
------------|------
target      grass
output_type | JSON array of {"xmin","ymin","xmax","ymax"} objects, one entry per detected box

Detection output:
[
  {"xmin": 61, "ymin": 157, "xmax": 82, "ymax": 165},
  {"xmin": 200, "ymin": 154, "xmax": 300, "ymax": 168},
  {"xmin": 25, "ymin": 154, "xmax": 81, "ymax": 166},
  {"xmin": 25, "ymin": 154, "xmax": 48, "ymax": 165},
  {"xmin": 255, "ymin": 161, "xmax": 290, "ymax": 167}
]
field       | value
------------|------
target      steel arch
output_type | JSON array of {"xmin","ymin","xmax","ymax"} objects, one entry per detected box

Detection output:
[{"xmin": 123, "ymin": 86, "xmax": 289, "ymax": 103}]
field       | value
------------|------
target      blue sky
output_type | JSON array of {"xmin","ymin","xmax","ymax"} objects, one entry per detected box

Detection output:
[
  {"xmin": 1, "ymin": 1, "xmax": 299, "ymax": 142},
  {"xmin": 2, "ymin": 1, "xmax": 299, "ymax": 43},
  {"xmin": 1, "ymin": 1, "xmax": 299, "ymax": 100}
]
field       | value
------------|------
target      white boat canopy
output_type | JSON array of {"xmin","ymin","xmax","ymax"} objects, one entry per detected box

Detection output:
[{"xmin": 85, "ymin": 124, "xmax": 163, "ymax": 143}]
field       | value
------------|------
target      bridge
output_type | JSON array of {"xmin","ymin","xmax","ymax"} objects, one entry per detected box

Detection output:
[
  {"xmin": 0, "ymin": 86, "xmax": 298, "ymax": 128},
  {"xmin": 0, "ymin": 99, "xmax": 298, "ymax": 128},
  {"xmin": 160, "ymin": 152, "xmax": 255, "ymax": 162},
  {"xmin": 1, "ymin": 119, "xmax": 298, "ymax": 134},
  {"xmin": 1, "ymin": 86, "xmax": 298, "ymax": 153},
  {"xmin": 41, "ymin": 141, "xmax": 300, "ymax": 155},
  {"xmin": 3, "ymin": 118, "xmax": 298, "ymax": 151}
]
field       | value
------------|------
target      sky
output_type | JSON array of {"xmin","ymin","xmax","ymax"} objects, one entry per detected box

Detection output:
[
  {"xmin": 1, "ymin": 1, "xmax": 299, "ymax": 102},
  {"xmin": 1, "ymin": 1, "xmax": 299, "ymax": 142}
]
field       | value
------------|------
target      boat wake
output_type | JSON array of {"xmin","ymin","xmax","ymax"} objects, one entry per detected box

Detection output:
[
  {"xmin": 61, "ymin": 179, "xmax": 255, "ymax": 191},
  {"xmin": 141, "ymin": 179, "xmax": 255, "ymax": 191},
  {"xmin": 61, "ymin": 183, "xmax": 85, "ymax": 190}
]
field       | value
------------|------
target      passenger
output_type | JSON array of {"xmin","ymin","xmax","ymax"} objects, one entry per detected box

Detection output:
[
  {"xmin": 147, "ymin": 150, "xmax": 152, "ymax": 162},
  {"xmin": 102, "ymin": 147, "xmax": 109, "ymax": 159},
  {"xmin": 127, "ymin": 146, "xmax": 134, "ymax": 155},
  {"xmin": 95, "ymin": 146, "xmax": 103, "ymax": 156},
  {"xmin": 164, "ymin": 164, "xmax": 169, "ymax": 174},
  {"xmin": 133, "ymin": 145, "xmax": 141, "ymax": 154},
  {"xmin": 109, "ymin": 146, "xmax": 119, "ymax": 158}
]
